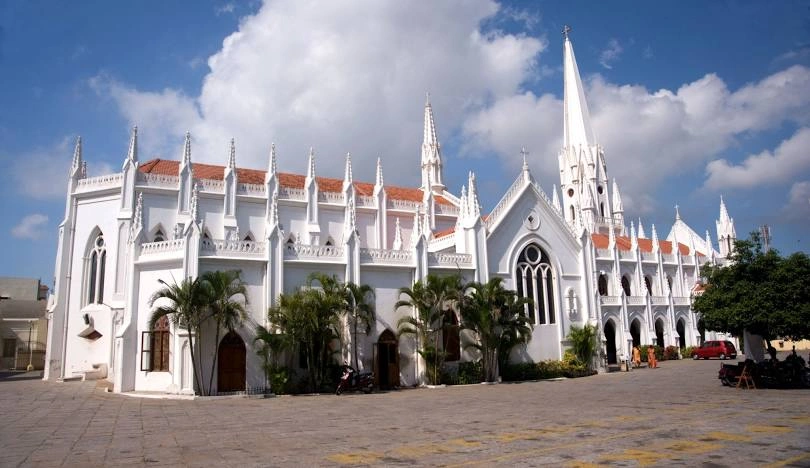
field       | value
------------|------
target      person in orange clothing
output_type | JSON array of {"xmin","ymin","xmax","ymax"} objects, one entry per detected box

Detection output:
[
  {"xmin": 647, "ymin": 346, "xmax": 657, "ymax": 368},
  {"xmin": 632, "ymin": 346, "xmax": 641, "ymax": 369}
]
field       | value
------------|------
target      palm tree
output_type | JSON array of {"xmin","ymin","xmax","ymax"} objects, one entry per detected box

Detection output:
[
  {"xmin": 459, "ymin": 277, "xmax": 534, "ymax": 382},
  {"xmin": 148, "ymin": 276, "xmax": 208, "ymax": 395},
  {"xmin": 396, "ymin": 274, "xmax": 462, "ymax": 385},
  {"xmin": 267, "ymin": 284, "xmax": 344, "ymax": 393},
  {"xmin": 254, "ymin": 324, "xmax": 291, "ymax": 392},
  {"xmin": 201, "ymin": 270, "xmax": 248, "ymax": 395},
  {"xmin": 344, "ymin": 282, "xmax": 375, "ymax": 370}
]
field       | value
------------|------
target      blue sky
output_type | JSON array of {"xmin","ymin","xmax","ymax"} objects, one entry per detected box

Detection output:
[{"xmin": 1, "ymin": 0, "xmax": 809, "ymax": 287}]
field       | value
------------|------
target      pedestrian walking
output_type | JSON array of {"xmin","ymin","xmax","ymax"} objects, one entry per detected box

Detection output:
[{"xmin": 647, "ymin": 346, "xmax": 657, "ymax": 368}]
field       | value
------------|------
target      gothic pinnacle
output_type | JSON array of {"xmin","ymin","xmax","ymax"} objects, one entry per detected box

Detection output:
[
  {"xmin": 127, "ymin": 126, "xmax": 138, "ymax": 163},
  {"xmin": 227, "ymin": 138, "xmax": 236, "ymax": 169}
]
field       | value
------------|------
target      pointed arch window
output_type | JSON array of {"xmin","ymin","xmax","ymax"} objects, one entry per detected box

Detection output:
[
  {"xmin": 598, "ymin": 274, "xmax": 609, "ymax": 296},
  {"xmin": 620, "ymin": 275, "xmax": 631, "ymax": 296},
  {"xmin": 569, "ymin": 206, "xmax": 576, "ymax": 223},
  {"xmin": 86, "ymin": 232, "xmax": 106, "ymax": 305},
  {"xmin": 243, "ymin": 233, "xmax": 254, "ymax": 242},
  {"xmin": 141, "ymin": 316, "xmax": 170, "ymax": 372},
  {"xmin": 153, "ymin": 229, "xmax": 165, "ymax": 243},
  {"xmin": 644, "ymin": 275, "xmax": 653, "ymax": 295},
  {"xmin": 515, "ymin": 243, "xmax": 555, "ymax": 325}
]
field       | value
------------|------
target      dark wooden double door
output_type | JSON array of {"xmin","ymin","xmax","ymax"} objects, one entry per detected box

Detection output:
[
  {"xmin": 218, "ymin": 331, "xmax": 246, "ymax": 393},
  {"xmin": 374, "ymin": 330, "xmax": 400, "ymax": 390}
]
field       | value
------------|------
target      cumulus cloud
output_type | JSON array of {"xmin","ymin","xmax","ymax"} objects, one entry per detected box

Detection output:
[
  {"xmin": 12, "ymin": 214, "xmax": 48, "ymax": 239},
  {"xmin": 599, "ymin": 38, "xmax": 623, "ymax": 69},
  {"xmin": 464, "ymin": 64, "xmax": 810, "ymax": 214},
  {"xmin": 11, "ymin": 137, "xmax": 116, "ymax": 200},
  {"xmin": 782, "ymin": 180, "xmax": 810, "ymax": 221},
  {"xmin": 704, "ymin": 127, "xmax": 810, "ymax": 190},
  {"xmin": 94, "ymin": 0, "xmax": 544, "ymax": 186}
]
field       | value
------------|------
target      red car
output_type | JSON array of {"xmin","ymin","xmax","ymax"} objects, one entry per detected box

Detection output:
[{"xmin": 692, "ymin": 340, "xmax": 737, "ymax": 360}]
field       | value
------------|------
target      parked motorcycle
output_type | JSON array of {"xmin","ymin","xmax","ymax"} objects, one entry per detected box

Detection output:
[{"xmin": 335, "ymin": 366, "xmax": 374, "ymax": 395}]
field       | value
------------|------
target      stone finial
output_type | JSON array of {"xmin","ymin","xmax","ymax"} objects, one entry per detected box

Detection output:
[
  {"xmin": 637, "ymin": 218, "xmax": 646, "ymax": 239},
  {"xmin": 552, "ymin": 184, "xmax": 561, "ymax": 212},
  {"xmin": 611, "ymin": 178, "xmax": 623, "ymax": 213},
  {"xmin": 393, "ymin": 217, "xmax": 403, "ymax": 250},
  {"xmin": 127, "ymin": 126, "xmax": 138, "ymax": 163},
  {"xmin": 375, "ymin": 157, "xmax": 384, "ymax": 188},
  {"xmin": 269, "ymin": 143, "xmax": 277, "ymax": 175},
  {"xmin": 306, "ymin": 147, "xmax": 316, "ymax": 180},
  {"xmin": 343, "ymin": 152, "xmax": 353, "ymax": 189},
  {"xmin": 131, "ymin": 192, "xmax": 143, "ymax": 240},
  {"xmin": 71, "ymin": 136, "xmax": 83, "ymax": 173},
  {"xmin": 190, "ymin": 183, "xmax": 200, "ymax": 222},
  {"xmin": 651, "ymin": 224, "xmax": 660, "ymax": 253},
  {"xmin": 181, "ymin": 132, "xmax": 192, "ymax": 167},
  {"xmin": 630, "ymin": 221, "xmax": 638, "ymax": 251},
  {"xmin": 467, "ymin": 172, "xmax": 481, "ymax": 218},
  {"xmin": 227, "ymin": 138, "xmax": 236, "ymax": 169}
]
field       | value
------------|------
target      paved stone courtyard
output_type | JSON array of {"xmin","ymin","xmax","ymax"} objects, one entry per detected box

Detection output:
[{"xmin": 1, "ymin": 358, "xmax": 809, "ymax": 467}]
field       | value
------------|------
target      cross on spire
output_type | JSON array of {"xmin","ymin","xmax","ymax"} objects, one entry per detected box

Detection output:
[{"xmin": 562, "ymin": 25, "xmax": 572, "ymax": 39}]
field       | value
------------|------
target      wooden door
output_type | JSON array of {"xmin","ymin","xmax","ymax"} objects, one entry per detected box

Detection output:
[{"xmin": 217, "ymin": 331, "xmax": 246, "ymax": 393}]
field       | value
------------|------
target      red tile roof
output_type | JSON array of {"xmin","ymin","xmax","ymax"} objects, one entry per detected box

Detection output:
[
  {"xmin": 591, "ymin": 233, "xmax": 698, "ymax": 256},
  {"xmin": 138, "ymin": 158, "xmax": 450, "ymax": 205},
  {"xmin": 433, "ymin": 226, "xmax": 456, "ymax": 238}
]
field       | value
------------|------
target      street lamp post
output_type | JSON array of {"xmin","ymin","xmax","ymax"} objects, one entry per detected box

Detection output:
[{"xmin": 26, "ymin": 320, "xmax": 34, "ymax": 371}]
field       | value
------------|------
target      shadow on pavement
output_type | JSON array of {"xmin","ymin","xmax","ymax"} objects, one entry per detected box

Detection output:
[{"xmin": 0, "ymin": 370, "xmax": 44, "ymax": 381}]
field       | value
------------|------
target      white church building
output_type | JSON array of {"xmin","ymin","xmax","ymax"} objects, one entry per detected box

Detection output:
[{"xmin": 44, "ymin": 32, "xmax": 737, "ymax": 393}]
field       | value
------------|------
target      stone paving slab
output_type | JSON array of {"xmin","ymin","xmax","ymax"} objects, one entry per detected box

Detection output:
[{"xmin": 1, "ymin": 360, "xmax": 809, "ymax": 467}]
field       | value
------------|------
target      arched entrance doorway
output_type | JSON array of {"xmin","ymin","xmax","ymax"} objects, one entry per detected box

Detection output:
[
  {"xmin": 374, "ymin": 330, "xmax": 399, "ymax": 390},
  {"xmin": 604, "ymin": 320, "xmax": 617, "ymax": 365},
  {"xmin": 697, "ymin": 319, "xmax": 706, "ymax": 346},
  {"xmin": 655, "ymin": 319, "xmax": 665, "ymax": 348},
  {"xmin": 630, "ymin": 319, "xmax": 641, "ymax": 348},
  {"xmin": 217, "ymin": 331, "xmax": 246, "ymax": 393},
  {"xmin": 676, "ymin": 318, "xmax": 686, "ymax": 350}
]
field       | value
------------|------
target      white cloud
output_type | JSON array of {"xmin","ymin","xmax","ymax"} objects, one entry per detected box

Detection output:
[
  {"xmin": 10, "ymin": 136, "xmax": 116, "ymax": 200},
  {"xmin": 215, "ymin": 2, "xmax": 236, "ymax": 16},
  {"xmin": 599, "ymin": 38, "xmax": 623, "ymax": 69},
  {"xmin": 704, "ymin": 127, "xmax": 810, "ymax": 190},
  {"xmin": 783, "ymin": 180, "xmax": 810, "ymax": 221},
  {"xmin": 93, "ymin": 0, "xmax": 544, "ymax": 186},
  {"xmin": 12, "ymin": 137, "xmax": 74, "ymax": 200},
  {"xmin": 12, "ymin": 214, "xmax": 49, "ymax": 240},
  {"xmin": 463, "ymin": 64, "xmax": 810, "ymax": 214}
]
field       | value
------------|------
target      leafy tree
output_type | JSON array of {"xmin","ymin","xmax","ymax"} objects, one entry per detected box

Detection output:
[
  {"xmin": 567, "ymin": 324, "xmax": 598, "ymax": 370},
  {"xmin": 459, "ymin": 277, "xmax": 533, "ymax": 382},
  {"xmin": 396, "ymin": 274, "xmax": 462, "ymax": 385},
  {"xmin": 201, "ymin": 270, "xmax": 248, "ymax": 395},
  {"xmin": 148, "ymin": 276, "xmax": 208, "ymax": 395},
  {"xmin": 343, "ymin": 282, "xmax": 376, "ymax": 370},
  {"xmin": 694, "ymin": 233, "xmax": 810, "ymax": 343}
]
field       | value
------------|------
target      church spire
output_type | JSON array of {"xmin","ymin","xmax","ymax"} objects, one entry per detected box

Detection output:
[
  {"xmin": 343, "ymin": 152, "xmax": 353, "ymax": 191},
  {"xmin": 227, "ymin": 138, "xmax": 236, "ymax": 169},
  {"xmin": 126, "ymin": 126, "xmax": 138, "ymax": 163},
  {"xmin": 71, "ymin": 136, "xmax": 83, "ymax": 178},
  {"xmin": 716, "ymin": 196, "xmax": 737, "ymax": 258},
  {"xmin": 421, "ymin": 93, "xmax": 445, "ymax": 192},
  {"xmin": 181, "ymin": 132, "xmax": 192, "ymax": 167},
  {"xmin": 562, "ymin": 26, "xmax": 595, "ymax": 150},
  {"xmin": 611, "ymin": 179, "xmax": 623, "ymax": 214}
]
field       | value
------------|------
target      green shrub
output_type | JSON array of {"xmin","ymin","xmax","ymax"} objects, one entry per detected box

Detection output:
[
  {"xmin": 683, "ymin": 346, "xmax": 698, "ymax": 358},
  {"xmin": 502, "ymin": 359, "xmax": 596, "ymax": 381},
  {"xmin": 268, "ymin": 366, "xmax": 291, "ymax": 395},
  {"xmin": 458, "ymin": 361, "xmax": 483, "ymax": 384}
]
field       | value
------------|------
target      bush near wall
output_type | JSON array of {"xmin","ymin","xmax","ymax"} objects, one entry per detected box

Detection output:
[
  {"xmin": 501, "ymin": 359, "xmax": 597, "ymax": 382},
  {"xmin": 682, "ymin": 346, "xmax": 698, "ymax": 359}
]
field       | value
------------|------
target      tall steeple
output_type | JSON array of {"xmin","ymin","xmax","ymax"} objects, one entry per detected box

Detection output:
[
  {"xmin": 558, "ymin": 26, "xmax": 611, "ymax": 234},
  {"xmin": 562, "ymin": 26, "xmax": 595, "ymax": 150},
  {"xmin": 716, "ymin": 196, "xmax": 737, "ymax": 258},
  {"xmin": 70, "ymin": 137, "xmax": 83, "ymax": 179},
  {"xmin": 421, "ymin": 93, "xmax": 445, "ymax": 193}
]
